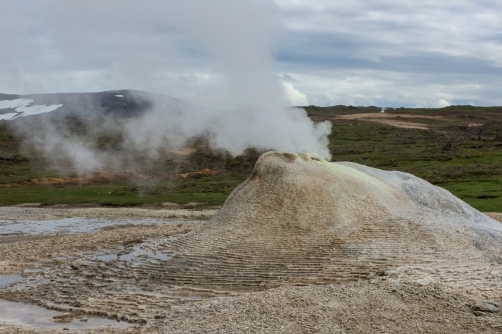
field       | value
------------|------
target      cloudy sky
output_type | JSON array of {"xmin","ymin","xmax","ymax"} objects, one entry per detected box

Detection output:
[{"xmin": 1, "ymin": 0, "xmax": 501, "ymax": 108}]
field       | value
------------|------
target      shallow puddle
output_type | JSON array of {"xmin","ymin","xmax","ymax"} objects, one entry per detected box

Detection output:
[
  {"xmin": 120, "ymin": 243, "xmax": 172, "ymax": 262},
  {"xmin": 0, "ymin": 217, "xmax": 190, "ymax": 236},
  {"xmin": 94, "ymin": 253, "xmax": 118, "ymax": 261},
  {"xmin": 93, "ymin": 240, "xmax": 172, "ymax": 263},
  {"xmin": 0, "ymin": 299, "xmax": 130, "ymax": 330},
  {"xmin": 0, "ymin": 275, "xmax": 23, "ymax": 289}
]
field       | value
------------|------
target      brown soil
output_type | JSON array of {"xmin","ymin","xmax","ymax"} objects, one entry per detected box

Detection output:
[
  {"xmin": 0, "ymin": 170, "xmax": 153, "ymax": 188},
  {"xmin": 179, "ymin": 168, "xmax": 218, "ymax": 179},
  {"xmin": 169, "ymin": 148, "xmax": 197, "ymax": 156}
]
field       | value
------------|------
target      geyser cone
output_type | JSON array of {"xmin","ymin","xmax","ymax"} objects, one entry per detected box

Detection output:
[
  {"xmin": 210, "ymin": 151, "xmax": 502, "ymax": 236},
  {"xmin": 5, "ymin": 153, "xmax": 502, "ymax": 322}
]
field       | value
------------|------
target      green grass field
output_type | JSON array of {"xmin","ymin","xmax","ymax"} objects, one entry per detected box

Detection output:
[
  {"xmin": 442, "ymin": 178, "xmax": 502, "ymax": 212},
  {"xmin": 0, "ymin": 184, "xmax": 230, "ymax": 207},
  {"xmin": 1, "ymin": 105, "xmax": 501, "ymax": 211}
]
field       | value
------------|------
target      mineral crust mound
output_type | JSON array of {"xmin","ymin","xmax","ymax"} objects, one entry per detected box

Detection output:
[
  {"xmin": 210, "ymin": 151, "xmax": 501, "ymax": 244},
  {"xmin": 2, "ymin": 152, "xmax": 502, "ymax": 325}
]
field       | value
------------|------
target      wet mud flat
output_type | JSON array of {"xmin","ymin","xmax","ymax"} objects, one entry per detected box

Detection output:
[
  {"xmin": 0, "ymin": 206, "xmax": 211, "ymax": 333},
  {"xmin": 0, "ymin": 299, "xmax": 130, "ymax": 331},
  {"xmin": 1, "ymin": 205, "xmax": 502, "ymax": 333}
]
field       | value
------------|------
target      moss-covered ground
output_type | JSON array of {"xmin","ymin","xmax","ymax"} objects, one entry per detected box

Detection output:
[{"xmin": 1, "ymin": 105, "xmax": 501, "ymax": 210}]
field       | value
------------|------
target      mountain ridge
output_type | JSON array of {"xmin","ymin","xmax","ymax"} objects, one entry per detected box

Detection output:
[{"xmin": 0, "ymin": 89, "xmax": 201, "ymax": 120}]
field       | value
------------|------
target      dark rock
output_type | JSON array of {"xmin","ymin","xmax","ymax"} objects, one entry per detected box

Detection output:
[
  {"xmin": 442, "ymin": 142, "xmax": 453, "ymax": 151},
  {"xmin": 119, "ymin": 314, "xmax": 129, "ymax": 321},
  {"xmin": 106, "ymin": 312, "xmax": 117, "ymax": 319},
  {"xmin": 0, "ymin": 152, "xmax": 15, "ymax": 160},
  {"xmin": 376, "ymin": 269, "xmax": 388, "ymax": 277}
]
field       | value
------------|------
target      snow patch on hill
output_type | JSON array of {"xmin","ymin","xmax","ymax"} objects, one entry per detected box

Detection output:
[{"xmin": 0, "ymin": 98, "xmax": 63, "ymax": 120}]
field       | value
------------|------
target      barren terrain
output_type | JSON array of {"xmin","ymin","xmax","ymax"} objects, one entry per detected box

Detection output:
[
  {"xmin": 2, "ymin": 104, "xmax": 502, "ymax": 211},
  {"xmin": 332, "ymin": 112, "xmax": 444, "ymax": 129},
  {"xmin": 1, "ymin": 153, "xmax": 502, "ymax": 333},
  {"xmin": 1, "ymin": 104, "xmax": 502, "ymax": 332},
  {"xmin": 0, "ymin": 206, "xmax": 501, "ymax": 333}
]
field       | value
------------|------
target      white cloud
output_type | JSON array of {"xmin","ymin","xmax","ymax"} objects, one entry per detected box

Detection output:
[
  {"xmin": 273, "ymin": 0, "xmax": 502, "ymax": 106},
  {"xmin": 437, "ymin": 99, "xmax": 452, "ymax": 108},
  {"xmin": 278, "ymin": 69, "xmax": 495, "ymax": 108},
  {"xmin": 0, "ymin": 0, "xmax": 501, "ymax": 107},
  {"xmin": 283, "ymin": 82, "xmax": 308, "ymax": 106}
]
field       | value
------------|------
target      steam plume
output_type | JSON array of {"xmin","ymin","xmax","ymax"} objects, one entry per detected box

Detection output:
[{"xmin": 6, "ymin": 0, "xmax": 332, "ymax": 174}]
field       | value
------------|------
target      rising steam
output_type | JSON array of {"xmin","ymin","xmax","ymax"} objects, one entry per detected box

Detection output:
[
  {"xmin": 122, "ymin": 96, "xmax": 332, "ymax": 160},
  {"xmin": 6, "ymin": 0, "xmax": 332, "ymax": 174}
]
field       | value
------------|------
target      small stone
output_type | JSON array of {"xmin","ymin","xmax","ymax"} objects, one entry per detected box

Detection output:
[
  {"xmin": 487, "ymin": 301, "xmax": 500, "ymax": 308},
  {"xmin": 52, "ymin": 313, "xmax": 74, "ymax": 323},
  {"xmin": 106, "ymin": 312, "xmax": 116, "ymax": 319},
  {"xmin": 376, "ymin": 269, "xmax": 388, "ymax": 277},
  {"xmin": 472, "ymin": 302, "xmax": 500, "ymax": 314},
  {"xmin": 0, "ymin": 152, "xmax": 15, "ymax": 160}
]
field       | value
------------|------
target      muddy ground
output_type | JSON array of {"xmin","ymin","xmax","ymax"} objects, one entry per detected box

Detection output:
[{"xmin": 0, "ymin": 207, "xmax": 501, "ymax": 333}]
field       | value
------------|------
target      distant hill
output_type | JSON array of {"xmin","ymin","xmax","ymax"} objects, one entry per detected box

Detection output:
[
  {"xmin": 0, "ymin": 90, "xmax": 200, "ymax": 121},
  {"xmin": 0, "ymin": 96, "xmax": 501, "ymax": 211}
]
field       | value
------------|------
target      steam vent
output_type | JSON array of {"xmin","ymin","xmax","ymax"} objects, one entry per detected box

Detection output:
[{"xmin": 2, "ymin": 152, "xmax": 502, "ymax": 324}]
